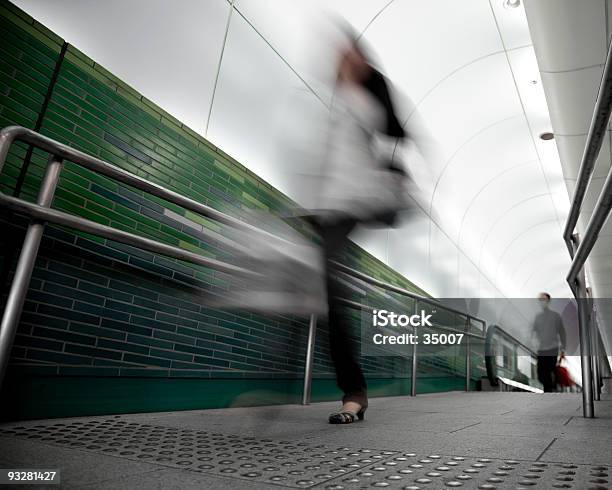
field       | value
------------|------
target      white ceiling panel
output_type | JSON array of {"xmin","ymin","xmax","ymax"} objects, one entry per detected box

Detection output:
[
  {"xmin": 540, "ymin": 66, "xmax": 605, "ymax": 136},
  {"xmin": 489, "ymin": 0, "xmax": 533, "ymax": 50},
  {"xmin": 206, "ymin": 12, "xmax": 316, "ymax": 191},
  {"xmin": 362, "ymin": 0, "xmax": 503, "ymax": 101},
  {"xmin": 414, "ymin": 54, "xmax": 522, "ymax": 162},
  {"xmin": 524, "ymin": 0, "xmax": 607, "ymax": 72},
  {"xmin": 14, "ymin": 0, "xmax": 230, "ymax": 135},
  {"xmin": 555, "ymin": 132, "xmax": 612, "ymax": 180},
  {"xmin": 489, "ymin": 219, "xmax": 563, "ymax": 292},
  {"xmin": 478, "ymin": 197, "xmax": 560, "ymax": 271},
  {"xmin": 458, "ymin": 159, "xmax": 540, "ymax": 247}
]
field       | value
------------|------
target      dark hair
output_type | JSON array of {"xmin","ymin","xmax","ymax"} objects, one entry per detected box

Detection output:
[
  {"xmin": 361, "ymin": 69, "xmax": 406, "ymax": 139},
  {"xmin": 540, "ymin": 292, "xmax": 551, "ymax": 300},
  {"xmin": 334, "ymin": 18, "xmax": 406, "ymax": 139}
]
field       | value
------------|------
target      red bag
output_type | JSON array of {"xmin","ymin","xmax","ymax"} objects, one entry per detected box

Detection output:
[
  {"xmin": 555, "ymin": 353, "xmax": 574, "ymax": 387},
  {"xmin": 555, "ymin": 365, "xmax": 573, "ymax": 387}
]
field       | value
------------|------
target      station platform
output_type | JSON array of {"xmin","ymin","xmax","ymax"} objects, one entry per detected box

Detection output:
[{"xmin": 0, "ymin": 391, "xmax": 610, "ymax": 489}]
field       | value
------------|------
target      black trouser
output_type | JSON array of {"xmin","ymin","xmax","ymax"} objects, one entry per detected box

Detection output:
[
  {"xmin": 313, "ymin": 216, "xmax": 368, "ymax": 407},
  {"xmin": 537, "ymin": 348, "xmax": 559, "ymax": 393}
]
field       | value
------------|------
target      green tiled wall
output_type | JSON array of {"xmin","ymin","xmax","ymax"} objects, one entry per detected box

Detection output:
[{"xmin": 0, "ymin": 0, "xmax": 454, "ymax": 421}]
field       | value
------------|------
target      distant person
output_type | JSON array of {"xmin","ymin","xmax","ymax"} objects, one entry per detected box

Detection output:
[{"xmin": 532, "ymin": 292, "xmax": 566, "ymax": 392}]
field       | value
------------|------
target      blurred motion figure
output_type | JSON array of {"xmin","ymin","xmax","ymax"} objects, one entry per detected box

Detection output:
[{"xmin": 306, "ymin": 25, "xmax": 413, "ymax": 424}]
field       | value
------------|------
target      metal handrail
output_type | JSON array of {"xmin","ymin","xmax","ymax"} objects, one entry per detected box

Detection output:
[
  {"xmin": 484, "ymin": 324, "xmax": 539, "ymax": 388},
  {"xmin": 0, "ymin": 125, "xmax": 524, "ymax": 408},
  {"xmin": 489, "ymin": 324, "xmax": 538, "ymax": 358},
  {"xmin": 331, "ymin": 261, "xmax": 491, "ymax": 397},
  {"xmin": 0, "ymin": 193, "xmax": 258, "ymax": 279},
  {"xmin": 562, "ymin": 35, "xmax": 612, "ymax": 255},
  {"xmin": 561, "ymin": 38, "xmax": 612, "ymax": 418},
  {"xmin": 0, "ymin": 127, "xmax": 291, "ymax": 246},
  {"xmin": 332, "ymin": 261, "xmax": 485, "ymax": 325},
  {"xmin": 567, "ymin": 185, "xmax": 612, "ymax": 285},
  {"xmin": 0, "ymin": 125, "xmax": 282, "ymax": 389}
]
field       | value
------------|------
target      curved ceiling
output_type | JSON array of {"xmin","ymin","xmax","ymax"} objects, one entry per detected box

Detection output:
[{"xmin": 12, "ymin": 0, "xmax": 572, "ymax": 300}]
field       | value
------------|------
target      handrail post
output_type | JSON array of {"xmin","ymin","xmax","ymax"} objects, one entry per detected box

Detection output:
[
  {"xmin": 465, "ymin": 316, "xmax": 471, "ymax": 392},
  {"xmin": 0, "ymin": 155, "xmax": 63, "ymax": 390},
  {"xmin": 590, "ymin": 306, "xmax": 601, "ymax": 401},
  {"xmin": 586, "ymin": 289, "xmax": 601, "ymax": 401},
  {"xmin": 410, "ymin": 299, "xmax": 418, "ymax": 396},
  {"xmin": 301, "ymin": 314, "xmax": 317, "ymax": 405},
  {"xmin": 570, "ymin": 235, "xmax": 595, "ymax": 418},
  {"xmin": 592, "ymin": 333, "xmax": 601, "ymax": 401}
]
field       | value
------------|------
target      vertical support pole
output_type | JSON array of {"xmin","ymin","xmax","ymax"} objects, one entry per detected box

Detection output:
[
  {"xmin": 576, "ymin": 293, "xmax": 594, "ymax": 417},
  {"xmin": 301, "ymin": 314, "xmax": 317, "ymax": 405},
  {"xmin": 465, "ymin": 317, "xmax": 471, "ymax": 392},
  {"xmin": 591, "ymin": 314, "xmax": 601, "ymax": 401},
  {"xmin": 571, "ymin": 236, "xmax": 594, "ymax": 418},
  {"xmin": 585, "ymin": 288, "xmax": 597, "ymax": 400},
  {"xmin": 0, "ymin": 156, "xmax": 63, "ymax": 390},
  {"xmin": 593, "ymin": 338, "xmax": 601, "ymax": 401},
  {"xmin": 410, "ymin": 299, "xmax": 418, "ymax": 397}
]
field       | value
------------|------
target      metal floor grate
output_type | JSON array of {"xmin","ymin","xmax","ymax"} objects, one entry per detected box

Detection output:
[{"xmin": 0, "ymin": 419, "xmax": 609, "ymax": 489}]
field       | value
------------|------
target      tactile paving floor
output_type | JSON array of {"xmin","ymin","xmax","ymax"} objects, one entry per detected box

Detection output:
[{"xmin": 0, "ymin": 419, "xmax": 609, "ymax": 489}]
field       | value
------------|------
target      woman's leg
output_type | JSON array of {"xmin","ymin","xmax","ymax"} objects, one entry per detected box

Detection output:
[{"xmin": 317, "ymin": 217, "xmax": 368, "ymax": 408}]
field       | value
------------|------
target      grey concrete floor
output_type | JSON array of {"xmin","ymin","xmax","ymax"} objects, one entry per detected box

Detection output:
[{"xmin": 0, "ymin": 391, "xmax": 610, "ymax": 489}]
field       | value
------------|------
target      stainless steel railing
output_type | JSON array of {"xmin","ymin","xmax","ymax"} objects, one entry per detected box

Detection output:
[
  {"xmin": 0, "ymin": 125, "xmax": 530, "ymax": 406},
  {"xmin": 484, "ymin": 324, "xmax": 539, "ymax": 390},
  {"xmin": 322, "ymin": 264, "xmax": 488, "ymax": 399},
  {"xmin": 0, "ymin": 125, "xmax": 276, "ymax": 388},
  {"xmin": 562, "ymin": 36, "xmax": 612, "ymax": 418}
]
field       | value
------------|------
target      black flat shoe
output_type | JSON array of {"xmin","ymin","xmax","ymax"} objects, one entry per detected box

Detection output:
[{"xmin": 328, "ymin": 406, "xmax": 367, "ymax": 424}]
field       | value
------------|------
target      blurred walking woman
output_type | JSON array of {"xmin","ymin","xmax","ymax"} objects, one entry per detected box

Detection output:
[{"xmin": 311, "ymin": 29, "xmax": 408, "ymax": 424}]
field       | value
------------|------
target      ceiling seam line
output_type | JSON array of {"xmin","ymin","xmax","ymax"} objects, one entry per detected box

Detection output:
[
  {"xmin": 476, "ymin": 192, "xmax": 554, "ymax": 277},
  {"xmin": 510, "ymin": 242, "xmax": 553, "ymax": 284},
  {"xmin": 205, "ymin": 0, "xmax": 235, "ymax": 136},
  {"xmin": 358, "ymin": 0, "xmax": 397, "ymax": 39},
  {"xmin": 487, "ymin": 0, "xmax": 565, "ymax": 236},
  {"xmin": 456, "ymin": 159, "xmax": 537, "ymax": 249},
  {"xmin": 540, "ymin": 63, "xmax": 605, "ymax": 75},
  {"xmin": 426, "ymin": 114, "xmax": 523, "ymax": 220},
  {"xmin": 493, "ymin": 218, "xmax": 561, "ymax": 289},
  {"xmin": 230, "ymin": 5, "xmax": 328, "ymax": 109},
  {"xmin": 520, "ymin": 262, "xmax": 569, "ymax": 291},
  {"xmin": 397, "ymin": 45, "xmax": 533, "ymax": 135},
  {"xmin": 425, "ymin": 115, "xmax": 520, "ymax": 291},
  {"xmin": 557, "ymin": 130, "xmax": 612, "ymax": 138},
  {"xmin": 400, "ymin": 50, "xmax": 512, "ymax": 129},
  {"xmin": 395, "ymin": 178, "xmax": 517, "ymax": 300},
  {"xmin": 455, "ymin": 159, "xmax": 538, "ymax": 294}
]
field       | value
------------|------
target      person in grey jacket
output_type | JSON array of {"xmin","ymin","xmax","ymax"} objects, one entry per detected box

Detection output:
[
  {"xmin": 312, "ymin": 27, "xmax": 408, "ymax": 424},
  {"xmin": 532, "ymin": 292, "xmax": 566, "ymax": 392}
]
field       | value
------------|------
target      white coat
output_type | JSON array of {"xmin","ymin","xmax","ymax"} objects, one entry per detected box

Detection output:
[{"xmin": 316, "ymin": 81, "xmax": 411, "ymax": 224}]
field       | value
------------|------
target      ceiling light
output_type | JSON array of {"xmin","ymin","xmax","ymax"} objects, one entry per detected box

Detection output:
[
  {"xmin": 503, "ymin": 0, "xmax": 521, "ymax": 9},
  {"xmin": 540, "ymin": 132, "xmax": 554, "ymax": 141}
]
